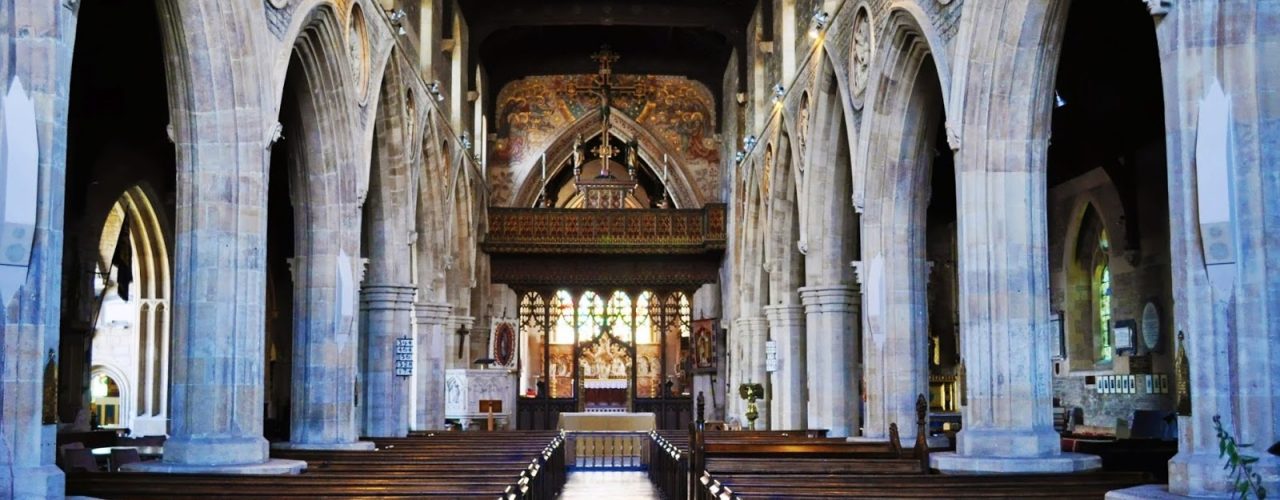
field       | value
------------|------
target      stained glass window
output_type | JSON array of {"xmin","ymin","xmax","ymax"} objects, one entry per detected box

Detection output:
[
  {"xmin": 550, "ymin": 290, "xmax": 576, "ymax": 345},
  {"xmin": 1095, "ymin": 232, "xmax": 1113, "ymax": 365},
  {"xmin": 605, "ymin": 291, "xmax": 634, "ymax": 342},
  {"xmin": 577, "ymin": 291, "xmax": 605, "ymax": 342}
]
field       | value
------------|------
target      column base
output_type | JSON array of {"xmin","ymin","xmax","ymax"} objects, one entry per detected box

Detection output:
[
  {"xmin": 271, "ymin": 440, "xmax": 376, "ymax": 451},
  {"xmin": 2, "ymin": 464, "xmax": 64, "ymax": 498},
  {"xmin": 1167, "ymin": 450, "xmax": 1279, "ymax": 497},
  {"xmin": 1105, "ymin": 484, "xmax": 1214, "ymax": 499},
  {"xmin": 930, "ymin": 451, "xmax": 1100, "ymax": 473},
  {"xmin": 123, "ymin": 459, "xmax": 306, "ymax": 475}
]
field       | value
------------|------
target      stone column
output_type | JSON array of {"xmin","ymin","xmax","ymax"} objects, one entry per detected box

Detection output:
[
  {"xmin": 929, "ymin": 170, "xmax": 1097, "ymax": 473},
  {"xmin": 1154, "ymin": 3, "xmax": 1280, "ymax": 496},
  {"xmin": 0, "ymin": 7, "xmax": 74, "ymax": 490},
  {"xmin": 728, "ymin": 316, "xmax": 750, "ymax": 425},
  {"xmin": 360, "ymin": 283, "xmax": 416, "ymax": 437},
  {"xmin": 799, "ymin": 285, "xmax": 859, "ymax": 437},
  {"xmin": 744, "ymin": 316, "xmax": 769, "ymax": 429},
  {"xmin": 275, "ymin": 253, "xmax": 374, "ymax": 451},
  {"xmin": 413, "ymin": 302, "xmax": 452, "ymax": 430},
  {"xmin": 765, "ymin": 305, "xmax": 806, "ymax": 430}
]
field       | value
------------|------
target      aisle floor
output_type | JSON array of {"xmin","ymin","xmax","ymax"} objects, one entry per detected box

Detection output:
[{"xmin": 558, "ymin": 470, "xmax": 662, "ymax": 500}]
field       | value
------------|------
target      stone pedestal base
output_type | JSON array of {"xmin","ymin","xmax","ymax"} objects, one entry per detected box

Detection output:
[
  {"xmin": 123, "ymin": 458, "xmax": 307, "ymax": 475},
  {"xmin": 3, "ymin": 464, "xmax": 64, "ymax": 498},
  {"xmin": 271, "ymin": 440, "xmax": 376, "ymax": 451},
  {"xmin": 930, "ymin": 452, "xmax": 1100, "ymax": 473},
  {"xmin": 1105, "ymin": 484, "xmax": 1214, "ymax": 499}
]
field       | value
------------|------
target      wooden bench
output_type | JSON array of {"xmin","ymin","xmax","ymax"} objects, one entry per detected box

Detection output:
[
  {"xmin": 680, "ymin": 393, "xmax": 1150, "ymax": 500},
  {"xmin": 66, "ymin": 431, "xmax": 566, "ymax": 499}
]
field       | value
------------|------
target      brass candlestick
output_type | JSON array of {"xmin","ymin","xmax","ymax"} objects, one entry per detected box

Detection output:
[{"xmin": 739, "ymin": 382, "xmax": 764, "ymax": 430}]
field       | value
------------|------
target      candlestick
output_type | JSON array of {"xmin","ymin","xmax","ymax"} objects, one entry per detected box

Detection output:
[{"xmin": 541, "ymin": 153, "xmax": 546, "ymax": 181}]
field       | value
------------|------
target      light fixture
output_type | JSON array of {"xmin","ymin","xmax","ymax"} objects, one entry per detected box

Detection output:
[
  {"xmin": 428, "ymin": 80, "xmax": 445, "ymax": 102},
  {"xmin": 389, "ymin": 9, "xmax": 408, "ymax": 36},
  {"xmin": 772, "ymin": 84, "xmax": 786, "ymax": 104},
  {"xmin": 809, "ymin": 11, "xmax": 830, "ymax": 39},
  {"xmin": 734, "ymin": 151, "xmax": 746, "ymax": 164},
  {"xmin": 743, "ymin": 135, "xmax": 758, "ymax": 150},
  {"xmin": 1054, "ymin": 90, "xmax": 1067, "ymax": 108},
  {"xmin": 460, "ymin": 132, "xmax": 472, "ymax": 152}
]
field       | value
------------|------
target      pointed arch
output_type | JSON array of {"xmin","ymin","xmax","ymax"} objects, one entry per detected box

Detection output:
[
  {"xmin": 510, "ymin": 107, "xmax": 702, "ymax": 209},
  {"xmin": 856, "ymin": 4, "xmax": 949, "ymax": 443}
]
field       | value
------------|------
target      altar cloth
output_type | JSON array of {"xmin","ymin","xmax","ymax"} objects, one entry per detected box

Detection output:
[{"xmin": 558, "ymin": 412, "xmax": 656, "ymax": 431}]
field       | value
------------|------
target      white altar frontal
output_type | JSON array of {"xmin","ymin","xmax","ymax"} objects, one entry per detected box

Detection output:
[{"xmin": 445, "ymin": 369, "xmax": 516, "ymax": 430}]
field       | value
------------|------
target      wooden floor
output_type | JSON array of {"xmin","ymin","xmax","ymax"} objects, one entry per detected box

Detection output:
[{"xmin": 560, "ymin": 470, "xmax": 662, "ymax": 500}]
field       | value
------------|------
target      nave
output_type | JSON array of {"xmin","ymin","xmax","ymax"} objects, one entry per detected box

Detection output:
[{"xmin": 3, "ymin": 0, "xmax": 1278, "ymax": 499}]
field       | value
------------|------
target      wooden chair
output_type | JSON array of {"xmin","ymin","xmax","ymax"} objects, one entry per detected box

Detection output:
[{"xmin": 110, "ymin": 448, "xmax": 142, "ymax": 472}]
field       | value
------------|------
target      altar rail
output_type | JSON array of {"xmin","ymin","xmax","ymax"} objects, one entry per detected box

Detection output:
[
  {"xmin": 483, "ymin": 204, "xmax": 727, "ymax": 255},
  {"xmin": 566, "ymin": 431, "xmax": 650, "ymax": 470}
]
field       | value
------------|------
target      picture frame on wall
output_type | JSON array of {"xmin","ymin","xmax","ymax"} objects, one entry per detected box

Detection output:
[
  {"xmin": 1050, "ymin": 311, "xmax": 1066, "ymax": 360},
  {"xmin": 692, "ymin": 318, "xmax": 718, "ymax": 373},
  {"xmin": 1113, "ymin": 319, "xmax": 1137, "ymax": 356}
]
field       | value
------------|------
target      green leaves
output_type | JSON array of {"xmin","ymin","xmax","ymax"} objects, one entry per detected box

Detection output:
[{"xmin": 1213, "ymin": 414, "xmax": 1268, "ymax": 500}]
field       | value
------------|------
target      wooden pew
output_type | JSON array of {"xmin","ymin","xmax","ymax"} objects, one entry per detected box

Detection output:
[
  {"xmin": 683, "ymin": 392, "xmax": 1150, "ymax": 500},
  {"xmin": 66, "ymin": 430, "xmax": 566, "ymax": 499}
]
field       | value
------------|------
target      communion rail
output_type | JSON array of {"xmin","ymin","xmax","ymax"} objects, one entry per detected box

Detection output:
[{"xmin": 565, "ymin": 431, "xmax": 650, "ymax": 470}]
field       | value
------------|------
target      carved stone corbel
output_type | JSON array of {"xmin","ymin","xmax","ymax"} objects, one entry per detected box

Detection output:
[{"xmin": 1144, "ymin": 0, "xmax": 1171, "ymax": 17}]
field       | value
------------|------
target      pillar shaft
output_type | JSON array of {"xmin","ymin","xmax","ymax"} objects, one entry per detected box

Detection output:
[
  {"xmin": 799, "ymin": 285, "xmax": 859, "ymax": 437},
  {"xmin": 360, "ymin": 283, "xmax": 416, "ymax": 437},
  {"xmin": 280, "ymin": 252, "xmax": 373, "ymax": 450},
  {"xmin": 765, "ymin": 305, "xmax": 806, "ymax": 430},
  {"xmin": 930, "ymin": 169, "xmax": 1096, "ymax": 473},
  {"xmin": 413, "ymin": 302, "xmax": 452, "ymax": 430}
]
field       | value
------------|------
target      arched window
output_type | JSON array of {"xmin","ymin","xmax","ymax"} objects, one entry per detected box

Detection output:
[
  {"xmin": 1067, "ymin": 204, "xmax": 1114, "ymax": 369},
  {"xmin": 1093, "ymin": 232, "xmax": 1113, "ymax": 365}
]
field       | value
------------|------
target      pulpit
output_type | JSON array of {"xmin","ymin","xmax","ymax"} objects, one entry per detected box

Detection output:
[{"xmin": 445, "ymin": 369, "xmax": 516, "ymax": 430}]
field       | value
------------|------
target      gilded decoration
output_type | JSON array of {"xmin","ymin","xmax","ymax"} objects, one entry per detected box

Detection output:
[
  {"xmin": 483, "ymin": 204, "xmax": 727, "ymax": 255},
  {"xmin": 492, "ymin": 74, "xmax": 721, "ymax": 205}
]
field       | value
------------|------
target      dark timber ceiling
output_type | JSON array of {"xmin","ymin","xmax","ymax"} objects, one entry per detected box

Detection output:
[{"xmin": 458, "ymin": 0, "xmax": 760, "ymax": 124}]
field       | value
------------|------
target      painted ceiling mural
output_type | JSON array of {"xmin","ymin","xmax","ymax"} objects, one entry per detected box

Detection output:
[{"xmin": 489, "ymin": 74, "xmax": 721, "ymax": 206}]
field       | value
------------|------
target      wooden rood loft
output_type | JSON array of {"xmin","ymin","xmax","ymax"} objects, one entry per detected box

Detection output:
[{"xmin": 483, "ymin": 204, "xmax": 726, "ymax": 287}]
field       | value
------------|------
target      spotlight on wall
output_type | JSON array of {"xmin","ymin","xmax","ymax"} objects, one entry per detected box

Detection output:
[
  {"xmin": 743, "ymin": 135, "xmax": 758, "ymax": 150},
  {"xmin": 429, "ymin": 80, "xmax": 445, "ymax": 102},
  {"xmin": 389, "ymin": 9, "xmax": 406, "ymax": 21},
  {"xmin": 460, "ymin": 132, "xmax": 473, "ymax": 151},
  {"xmin": 772, "ymin": 84, "xmax": 786, "ymax": 104},
  {"xmin": 1054, "ymin": 90, "xmax": 1067, "ymax": 108},
  {"xmin": 809, "ymin": 11, "xmax": 830, "ymax": 39},
  {"xmin": 734, "ymin": 151, "xmax": 746, "ymax": 164}
]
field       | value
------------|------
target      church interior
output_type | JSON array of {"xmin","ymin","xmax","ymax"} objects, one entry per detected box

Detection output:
[{"xmin": 1, "ymin": 0, "xmax": 1277, "ymax": 498}]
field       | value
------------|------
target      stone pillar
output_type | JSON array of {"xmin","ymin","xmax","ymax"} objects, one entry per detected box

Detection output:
[
  {"xmin": 765, "ymin": 305, "xmax": 806, "ymax": 430},
  {"xmin": 276, "ymin": 254, "xmax": 374, "ymax": 451},
  {"xmin": 744, "ymin": 316, "xmax": 769, "ymax": 429},
  {"xmin": 799, "ymin": 285, "xmax": 859, "ymax": 437},
  {"xmin": 929, "ymin": 170, "xmax": 1097, "ymax": 473},
  {"xmin": 413, "ymin": 302, "xmax": 452, "ymax": 430},
  {"xmin": 359, "ymin": 283, "xmax": 416, "ymax": 437}
]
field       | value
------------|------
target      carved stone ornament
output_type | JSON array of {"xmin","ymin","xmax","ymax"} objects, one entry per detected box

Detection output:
[
  {"xmin": 936, "ymin": 0, "xmax": 953, "ymax": 5},
  {"xmin": 1144, "ymin": 0, "xmax": 1171, "ymax": 16},
  {"xmin": 268, "ymin": 0, "xmax": 289, "ymax": 8},
  {"xmin": 849, "ymin": 7, "xmax": 872, "ymax": 109},
  {"xmin": 348, "ymin": 4, "xmax": 372, "ymax": 104}
]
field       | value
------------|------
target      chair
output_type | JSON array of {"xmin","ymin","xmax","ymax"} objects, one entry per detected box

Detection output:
[
  {"xmin": 110, "ymin": 448, "xmax": 142, "ymax": 472},
  {"xmin": 58, "ymin": 441, "xmax": 85, "ymax": 462},
  {"xmin": 62, "ymin": 448, "xmax": 100, "ymax": 473}
]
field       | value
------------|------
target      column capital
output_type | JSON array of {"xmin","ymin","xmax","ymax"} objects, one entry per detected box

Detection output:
[
  {"xmin": 414, "ymin": 302, "xmax": 453, "ymax": 323},
  {"xmin": 763, "ymin": 304, "xmax": 806, "ymax": 327},
  {"xmin": 360, "ymin": 283, "xmax": 417, "ymax": 311},
  {"xmin": 448, "ymin": 315, "xmax": 475, "ymax": 331},
  {"xmin": 798, "ymin": 285, "xmax": 856, "ymax": 311}
]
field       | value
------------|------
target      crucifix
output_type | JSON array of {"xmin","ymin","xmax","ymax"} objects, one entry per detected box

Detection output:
[
  {"xmin": 570, "ymin": 46, "xmax": 647, "ymax": 177},
  {"xmin": 455, "ymin": 325, "xmax": 469, "ymax": 360}
]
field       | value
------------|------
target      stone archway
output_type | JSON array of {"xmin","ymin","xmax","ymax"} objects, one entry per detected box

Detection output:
[
  {"xmin": 271, "ymin": 3, "xmax": 371, "ymax": 451},
  {"xmin": 855, "ymin": 5, "xmax": 949, "ymax": 445}
]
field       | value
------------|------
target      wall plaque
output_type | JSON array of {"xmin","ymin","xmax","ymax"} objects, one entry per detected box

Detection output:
[{"xmin": 395, "ymin": 337, "xmax": 414, "ymax": 377}]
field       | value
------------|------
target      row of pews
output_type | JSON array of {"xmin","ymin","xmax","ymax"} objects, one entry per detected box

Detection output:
[
  {"xmin": 66, "ymin": 431, "xmax": 566, "ymax": 499},
  {"xmin": 650, "ymin": 394, "xmax": 1152, "ymax": 499}
]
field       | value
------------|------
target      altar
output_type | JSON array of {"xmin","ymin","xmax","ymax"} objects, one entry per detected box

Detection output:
[{"xmin": 558, "ymin": 411, "xmax": 656, "ymax": 431}]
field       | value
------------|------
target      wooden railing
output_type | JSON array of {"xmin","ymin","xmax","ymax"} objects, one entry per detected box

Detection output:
[
  {"xmin": 483, "ymin": 204, "xmax": 726, "ymax": 255},
  {"xmin": 565, "ymin": 431, "xmax": 649, "ymax": 469}
]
